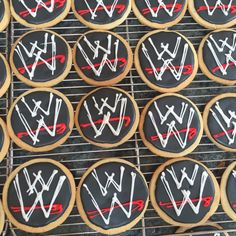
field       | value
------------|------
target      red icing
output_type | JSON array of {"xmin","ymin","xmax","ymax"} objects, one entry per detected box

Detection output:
[
  {"xmin": 212, "ymin": 61, "xmax": 236, "ymax": 74},
  {"xmin": 197, "ymin": 5, "xmax": 236, "ymax": 14}
]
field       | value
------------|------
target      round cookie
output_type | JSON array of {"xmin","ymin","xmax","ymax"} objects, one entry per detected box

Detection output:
[
  {"xmin": 132, "ymin": 0, "xmax": 187, "ymax": 29},
  {"xmin": 7, "ymin": 88, "xmax": 74, "ymax": 152},
  {"xmin": 188, "ymin": 0, "xmax": 236, "ymax": 29},
  {"xmin": 0, "ymin": 0, "xmax": 10, "ymax": 32},
  {"xmin": 139, "ymin": 93, "xmax": 203, "ymax": 158},
  {"xmin": 10, "ymin": 0, "xmax": 71, "ymax": 29},
  {"xmin": 10, "ymin": 30, "xmax": 72, "ymax": 88},
  {"xmin": 150, "ymin": 157, "xmax": 220, "ymax": 227},
  {"xmin": 0, "ymin": 117, "xmax": 10, "ymax": 162},
  {"xmin": 77, "ymin": 158, "xmax": 149, "ymax": 235},
  {"xmin": 199, "ymin": 29, "xmax": 236, "ymax": 86},
  {"xmin": 2, "ymin": 158, "xmax": 76, "ymax": 233},
  {"xmin": 73, "ymin": 30, "xmax": 133, "ymax": 86},
  {"xmin": 0, "ymin": 53, "xmax": 11, "ymax": 98},
  {"xmin": 135, "ymin": 30, "xmax": 198, "ymax": 93},
  {"xmin": 0, "ymin": 200, "xmax": 5, "ymax": 235},
  {"xmin": 72, "ymin": 0, "xmax": 131, "ymax": 30},
  {"xmin": 75, "ymin": 87, "xmax": 139, "ymax": 148},
  {"xmin": 203, "ymin": 93, "xmax": 236, "ymax": 152}
]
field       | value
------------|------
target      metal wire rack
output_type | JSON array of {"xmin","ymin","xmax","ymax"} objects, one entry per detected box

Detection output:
[{"xmin": 1, "ymin": 7, "xmax": 236, "ymax": 236}]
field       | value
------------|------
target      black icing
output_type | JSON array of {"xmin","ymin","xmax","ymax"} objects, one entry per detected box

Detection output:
[
  {"xmin": 80, "ymin": 161, "xmax": 148, "ymax": 229},
  {"xmin": 143, "ymin": 95, "xmax": 201, "ymax": 153},
  {"xmin": 0, "ymin": 0, "xmax": 5, "ymax": 22},
  {"xmin": 75, "ymin": 31, "xmax": 128, "ymax": 82},
  {"xmin": 134, "ymin": 0, "xmax": 186, "ymax": 24},
  {"xmin": 10, "ymin": 90, "xmax": 71, "ymax": 147},
  {"xmin": 13, "ymin": 30, "xmax": 69, "ymax": 83},
  {"xmin": 74, "ymin": 0, "xmax": 129, "ymax": 25},
  {"xmin": 226, "ymin": 165, "xmax": 236, "ymax": 214},
  {"xmin": 185, "ymin": 225, "xmax": 225, "ymax": 236},
  {"xmin": 11, "ymin": 0, "xmax": 67, "ymax": 25},
  {"xmin": 203, "ymin": 30, "xmax": 236, "ymax": 81},
  {"xmin": 194, "ymin": 0, "xmax": 236, "ymax": 25},
  {"xmin": 0, "ymin": 55, "xmax": 7, "ymax": 89},
  {"xmin": 207, "ymin": 96, "xmax": 236, "ymax": 149},
  {"xmin": 7, "ymin": 162, "xmax": 72, "ymax": 227},
  {"xmin": 77, "ymin": 87, "xmax": 136, "ymax": 144},
  {"xmin": 155, "ymin": 160, "xmax": 216, "ymax": 224},
  {"xmin": 0, "ymin": 125, "xmax": 4, "ymax": 151},
  {"xmin": 138, "ymin": 31, "xmax": 195, "ymax": 89}
]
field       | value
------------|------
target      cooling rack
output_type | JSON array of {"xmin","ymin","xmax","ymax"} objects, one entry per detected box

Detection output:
[{"xmin": 0, "ymin": 8, "xmax": 236, "ymax": 236}]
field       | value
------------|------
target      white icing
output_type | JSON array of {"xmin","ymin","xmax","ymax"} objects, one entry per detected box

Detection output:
[
  {"xmin": 232, "ymin": 170, "xmax": 236, "ymax": 178},
  {"xmin": 13, "ymin": 167, "xmax": 66, "ymax": 222},
  {"xmin": 202, "ymin": 0, "xmax": 233, "ymax": 16}
]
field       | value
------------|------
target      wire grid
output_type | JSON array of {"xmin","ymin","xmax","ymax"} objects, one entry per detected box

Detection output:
[{"xmin": 1, "ymin": 8, "xmax": 236, "ymax": 236}]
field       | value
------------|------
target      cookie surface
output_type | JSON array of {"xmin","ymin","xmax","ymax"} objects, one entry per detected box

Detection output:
[
  {"xmin": 10, "ymin": 0, "xmax": 71, "ymax": 28},
  {"xmin": 7, "ymin": 88, "xmax": 74, "ymax": 152},
  {"xmin": 3, "ymin": 158, "xmax": 75, "ymax": 233},
  {"xmin": 199, "ymin": 29, "xmax": 236, "ymax": 85},
  {"xmin": 139, "ymin": 93, "xmax": 203, "ymax": 158},
  {"xmin": 0, "ymin": 0, "xmax": 10, "ymax": 32},
  {"xmin": 77, "ymin": 158, "xmax": 149, "ymax": 235},
  {"xmin": 203, "ymin": 93, "xmax": 236, "ymax": 152},
  {"xmin": 0, "ymin": 118, "xmax": 10, "ymax": 162},
  {"xmin": 132, "ymin": 0, "xmax": 187, "ymax": 28},
  {"xmin": 75, "ymin": 87, "xmax": 139, "ymax": 148},
  {"xmin": 0, "ymin": 53, "xmax": 11, "ymax": 98},
  {"xmin": 0, "ymin": 200, "xmax": 5, "ymax": 235},
  {"xmin": 73, "ymin": 30, "xmax": 132, "ymax": 86},
  {"xmin": 135, "ymin": 30, "xmax": 198, "ymax": 93},
  {"xmin": 10, "ymin": 30, "xmax": 72, "ymax": 88},
  {"xmin": 150, "ymin": 158, "xmax": 220, "ymax": 227},
  {"xmin": 72, "ymin": 0, "xmax": 131, "ymax": 30},
  {"xmin": 188, "ymin": 0, "xmax": 236, "ymax": 29}
]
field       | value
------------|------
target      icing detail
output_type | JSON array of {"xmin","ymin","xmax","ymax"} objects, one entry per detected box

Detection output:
[
  {"xmin": 0, "ymin": 0, "xmax": 5, "ymax": 23},
  {"xmin": 0, "ymin": 55, "xmax": 7, "ymax": 90}
]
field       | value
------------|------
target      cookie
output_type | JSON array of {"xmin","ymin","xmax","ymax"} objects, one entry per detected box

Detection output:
[
  {"xmin": 0, "ymin": 200, "xmax": 5, "ymax": 235},
  {"xmin": 0, "ymin": 0, "xmax": 10, "ymax": 32},
  {"xmin": 76, "ymin": 158, "xmax": 149, "ymax": 235},
  {"xmin": 0, "ymin": 53, "xmax": 11, "ymax": 98},
  {"xmin": 0, "ymin": 117, "xmax": 10, "ymax": 162},
  {"xmin": 72, "ymin": 0, "xmax": 131, "ymax": 30},
  {"xmin": 75, "ymin": 87, "xmax": 139, "ymax": 148},
  {"xmin": 139, "ymin": 93, "xmax": 203, "ymax": 158},
  {"xmin": 7, "ymin": 88, "xmax": 74, "ymax": 152},
  {"xmin": 10, "ymin": 29, "xmax": 72, "ymax": 88},
  {"xmin": 188, "ymin": 0, "xmax": 236, "ymax": 29},
  {"xmin": 73, "ymin": 30, "xmax": 133, "ymax": 86},
  {"xmin": 135, "ymin": 30, "xmax": 198, "ymax": 93},
  {"xmin": 2, "ymin": 158, "xmax": 76, "ymax": 233},
  {"xmin": 199, "ymin": 29, "xmax": 236, "ymax": 86},
  {"xmin": 203, "ymin": 93, "xmax": 236, "ymax": 152},
  {"xmin": 132, "ymin": 0, "xmax": 187, "ymax": 29},
  {"xmin": 10, "ymin": 0, "xmax": 71, "ymax": 29},
  {"xmin": 150, "ymin": 157, "xmax": 220, "ymax": 227}
]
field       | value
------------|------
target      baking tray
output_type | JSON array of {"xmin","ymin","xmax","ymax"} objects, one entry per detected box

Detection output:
[{"xmin": 0, "ymin": 7, "xmax": 236, "ymax": 236}]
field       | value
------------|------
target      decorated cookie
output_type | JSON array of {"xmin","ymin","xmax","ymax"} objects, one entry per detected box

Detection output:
[
  {"xmin": 0, "ymin": 53, "xmax": 11, "ymax": 98},
  {"xmin": 150, "ymin": 158, "xmax": 220, "ymax": 227},
  {"xmin": 132, "ymin": 0, "xmax": 187, "ymax": 29},
  {"xmin": 139, "ymin": 93, "xmax": 203, "ymax": 158},
  {"xmin": 199, "ymin": 29, "xmax": 236, "ymax": 85},
  {"xmin": 77, "ymin": 158, "xmax": 149, "ymax": 235},
  {"xmin": 2, "ymin": 158, "xmax": 75, "ymax": 233},
  {"xmin": 7, "ymin": 88, "xmax": 74, "ymax": 152},
  {"xmin": 73, "ymin": 30, "xmax": 133, "ymax": 86},
  {"xmin": 203, "ymin": 93, "xmax": 236, "ymax": 152},
  {"xmin": 10, "ymin": 0, "xmax": 71, "ymax": 29},
  {"xmin": 0, "ymin": 118, "xmax": 10, "ymax": 162},
  {"xmin": 10, "ymin": 30, "xmax": 72, "ymax": 88},
  {"xmin": 72, "ymin": 0, "xmax": 131, "ymax": 30},
  {"xmin": 0, "ymin": 0, "xmax": 10, "ymax": 32},
  {"xmin": 0, "ymin": 200, "xmax": 5, "ymax": 235},
  {"xmin": 135, "ymin": 30, "xmax": 198, "ymax": 93},
  {"xmin": 188, "ymin": 0, "xmax": 236, "ymax": 29},
  {"xmin": 75, "ymin": 87, "xmax": 139, "ymax": 148}
]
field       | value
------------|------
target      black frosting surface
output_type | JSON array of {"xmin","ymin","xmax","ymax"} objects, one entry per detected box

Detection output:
[
  {"xmin": 138, "ymin": 31, "xmax": 195, "ymax": 89},
  {"xmin": 185, "ymin": 225, "xmax": 225, "ymax": 235},
  {"xmin": 143, "ymin": 95, "xmax": 201, "ymax": 153},
  {"xmin": 0, "ymin": 125, "xmax": 4, "ymax": 151},
  {"xmin": 194, "ymin": 0, "xmax": 236, "ymax": 24},
  {"xmin": 80, "ymin": 161, "xmax": 148, "ymax": 229},
  {"xmin": 13, "ymin": 30, "xmax": 69, "ymax": 83},
  {"xmin": 226, "ymin": 165, "xmax": 236, "ymax": 214},
  {"xmin": 75, "ymin": 31, "xmax": 128, "ymax": 82},
  {"xmin": 0, "ymin": 55, "xmax": 7, "ymax": 89},
  {"xmin": 0, "ymin": 0, "xmax": 5, "ymax": 22},
  {"xmin": 207, "ymin": 96, "xmax": 236, "ymax": 149},
  {"xmin": 77, "ymin": 88, "xmax": 136, "ymax": 144},
  {"xmin": 134, "ymin": 0, "xmax": 186, "ymax": 24},
  {"xmin": 74, "ymin": 0, "xmax": 129, "ymax": 24},
  {"xmin": 11, "ymin": 0, "xmax": 67, "ymax": 25},
  {"xmin": 10, "ymin": 90, "xmax": 71, "ymax": 147},
  {"xmin": 155, "ymin": 160, "xmax": 215, "ymax": 223},
  {"xmin": 7, "ymin": 162, "xmax": 72, "ymax": 227}
]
